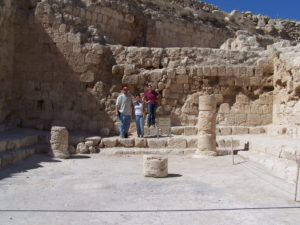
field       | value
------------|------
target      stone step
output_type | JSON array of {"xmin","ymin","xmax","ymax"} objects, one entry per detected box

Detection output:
[
  {"xmin": 100, "ymin": 136, "xmax": 198, "ymax": 149},
  {"xmin": 99, "ymin": 147, "xmax": 197, "ymax": 155},
  {"xmin": 0, "ymin": 147, "xmax": 35, "ymax": 169},
  {"xmin": 223, "ymin": 134, "xmax": 300, "ymax": 162},
  {"xmin": 0, "ymin": 135, "xmax": 39, "ymax": 153},
  {"xmin": 238, "ymin": 151, "xmax": 298, "ymax": 184},
  {"xmin": 0, "ymin": 128, "xmax": 48, "ymax": 169}
]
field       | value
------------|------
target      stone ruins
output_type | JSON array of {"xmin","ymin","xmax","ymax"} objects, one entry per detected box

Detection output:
[{"xmin": 1, "ymin": 0, "xmax": 300, "ymax": 182}]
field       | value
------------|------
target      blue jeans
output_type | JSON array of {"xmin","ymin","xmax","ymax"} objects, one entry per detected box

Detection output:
[
  {"xmin": 147, "ymin": 103, "xmax": 157, "ymax": 127},
  {"xmin": 119, "ymin": 113, "xmax": 131, "ymax": 138},
  {"xmin": 135, "ymin": 115, "xmax": 144, "ymax": 137}
]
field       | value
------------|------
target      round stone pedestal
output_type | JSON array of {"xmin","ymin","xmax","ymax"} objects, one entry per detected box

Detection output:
[
  {"xmin": 50, "ymin": 126, "xmax": 70, "ymax": 159},
  {"xmin": 143, "ymin": 155, "xmax": 168, "ymax": 178}
]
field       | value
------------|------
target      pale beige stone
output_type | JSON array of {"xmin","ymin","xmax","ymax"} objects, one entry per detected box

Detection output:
[
  {"xmin": 50, "ymin": 126, "xmax": 70, "ymax": 159},
  {"xmin": 143, "ymin": 155, "xmax": 168, "ymax": 178},
  {"xmin": 135, "ymin": 138, "xmax": 147, "ymax": 147},
  {"xmin": 167, "ymin": 138, "xmax": 187, "ymax": 148},
  {"xmin": 184, "ymin": 126, "xmax": 197, "ymax": 136},
  {"xmin": 76, "ymin": 142, "xmax": 89, "ymax": 154},
  {"xmin": 118, "ymin": 138, "xmax": 134, "ymax": 147},
  {"xmin": 102, "ymin": 138, "xmax": 118, "ymax": 147},
  {"xmin": 147, "ymin": 139, "xmax": 167, "ymax": 148},
  {"xmin": 197, "ymin": 134, "xmax": 216, "ymax": 152},
  {"xmin": 85, "ymin": 136, "xmax": 101, "ymax": 146}
]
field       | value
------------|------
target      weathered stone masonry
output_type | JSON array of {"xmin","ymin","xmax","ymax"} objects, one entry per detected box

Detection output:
[
  {"xmin": 1, "ymin": 0, "xmax": 300, "ymax": 138},
  {"xmin": 0, "ymin": 1, "xmax": 15, "ymax": 129}
]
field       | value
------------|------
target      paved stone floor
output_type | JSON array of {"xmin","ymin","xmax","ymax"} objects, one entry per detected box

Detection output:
[{"xmin": 0, "ymin": 154, "xmax": 300, "ymax": 225}]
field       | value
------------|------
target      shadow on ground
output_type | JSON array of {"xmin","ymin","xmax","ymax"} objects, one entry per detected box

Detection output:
[{"xmin": 0, "ymin": 154, "xmax": 60, "ymax": 180}]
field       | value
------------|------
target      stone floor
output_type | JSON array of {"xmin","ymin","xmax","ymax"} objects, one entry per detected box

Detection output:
[{"xmin": 0, "ymin": 154, "xmax": 300, "ymax": 225}]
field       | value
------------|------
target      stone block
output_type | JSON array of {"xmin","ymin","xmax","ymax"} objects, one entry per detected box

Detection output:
[
  {"xmin": 171, "ymin": 126, "xmax": 184, "ymax": 135},
  {"xmin": 197, "ymin": 67, "xmax": 203, "ymax": 76},
  {"xmin": 167, "ymin": 69, "xmax": 176, "ymax": 79},
  {"xmin": 176, "ymin": 74, "xmax": 189, "ymax": 84},
  {"xmin": 85, "ymin": 52, "xmax": 100, "ymax": 64},
  {"xmin": 217, "ymin": 66, "xmax": 226, "ymax": 76},
  {"xmin": 102, "ymin": 138, "xmax": 118, "ymax": 147},
  {"xmin": 249, "ymin": 127, "xmax": 266, "ymax": 134},
  {"xmin": 176, "ymin": 67, "xmax": 187, "ymax": 75},
  {"xmin": 85, "ymin": 136, "xmax": 101, "ymax": 146},
  {"xmin": 167, "ymin": 138, "xmax": 187, "ymax": 148},
  {"xmin": 85, "ymin": 141, "xmax": 94, "ymax": 147},
  {"xmin": 203, "ymin": 66, "xmax": 211, "ymax": 76},
  {"xmin": 235, "ymin": 114, "xmax": 247, "ymax": 125},
  {"xmin": 231, "ymin": 127, "xmax": 249, "ymax": 135},
  {"xmin": 184, "ymin": 126, "xmax": 197, "ymax": 136},
  {"xmin": 143, "ymin": 155, "xmax": 168, "ymax": 178},
  {"xmin": 80, "ymin": 71, "xmax": 94, "ymax": 83},
  {"xmin": 187, "ymin": 138, "xmax": 198, "ymax": 148},
  {"xmin": 124, "ymin": 64, "xmax": 136, "ymax": 76},
  {"xmin": 118, "ymin": 138, "xmax": 134, "ymax": 147},
  {"xmin": 76, "ymin": 142, "xmax": 89, "ymax": 154},
  {"xmin": 218, "ymin": 103, "xmax": 230, "ymax": 113},
  {"xmin": 122, "ymin": 75, "xmax": 139, "ymax": 84},
  {"xmin": 147, "ymin": 139, "xmax": 167, "ymax": 148},
  {"xmin": 135, "ymin": 138, "xmax": 147, "ymax": 147},
  {"xmin": 219, "ymin": 127, "xmax": 232, "ymax": 135}
]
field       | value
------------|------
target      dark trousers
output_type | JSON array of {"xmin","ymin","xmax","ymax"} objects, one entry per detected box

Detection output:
[{"xmin": 147, "ymin": 103, "xmax": 157, "ymax": 127}]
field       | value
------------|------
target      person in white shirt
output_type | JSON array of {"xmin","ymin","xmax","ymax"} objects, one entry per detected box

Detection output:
[
  {"xmin": 116, "ymin": 85, "xmax": 134, "ymax": 138},
  {"xmin": 134, "ymin": 93, "xmax": 144, "ymax": 138}
]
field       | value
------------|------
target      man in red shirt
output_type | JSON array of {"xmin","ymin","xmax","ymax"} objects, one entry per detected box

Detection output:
[{"xmin": 144, "ymin": 84, "xmax": 159, "ymax": 127}]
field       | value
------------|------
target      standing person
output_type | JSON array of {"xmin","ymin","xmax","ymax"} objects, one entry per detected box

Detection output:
[
  {"xmin": 116, "ymin": 85, "xmax": 134, "ymax": 138},
  {"xmin": 144, "ymin": 84, "xmax": 159, "ymax": 127},
  {"xmin": 134, "ymin": 94, "xmax": 145, "ymax": 138}
]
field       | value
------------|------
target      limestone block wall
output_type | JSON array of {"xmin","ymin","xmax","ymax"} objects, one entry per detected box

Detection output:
[
  {"xmin": 111, "ymin": 46, "xmax": 274, "ymax": 126},
  {"xmin": 272, "ymin": 46, "xmax": 300, "ymax": 134},
  {"xmin": 38, "ymin": 0, "xmax": 231, "ymax": 48},
  {"xmin": 46, "ymin": 0, "xmax": 145, "ymax": 46},
  {"xmin": 0, "ymin": 1, "xmax": 15, "ymax": 128},
  {"xmin": 0, "ymin": 0, "xmax": 286, "ymax": 134},
  {"xmin": 146, "ymin": 18, "xmax": 229, "ymax": 48},
  {"xmin": 10, "ymin": 1, "xmax": 119, "ymax": 134}
]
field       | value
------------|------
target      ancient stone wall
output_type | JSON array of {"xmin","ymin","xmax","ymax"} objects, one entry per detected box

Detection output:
[
  {"xmin": 36, "ymin": 0, "xmax": 231, "ymax": 48},
  {"xmin": 10, "ymin": 1, "xmax": 118, "ymax": 134},
  {"xmin": 146, "ymin": 19, "xmax": 228, "ymax": 48},
  {"xmin": 0, "ymin": 1, "xmax": 15, "ymax": 129},
  {"xmin": 272, "ymin": 44, "xmax": 300, "ymax": 136},
  {"xmin": 2, "ymin": 0, "xmax": 300, "ymax": 136},
  {"xmin": 111, "ymin": 46, "xmax": 274, "ymax": 127}
]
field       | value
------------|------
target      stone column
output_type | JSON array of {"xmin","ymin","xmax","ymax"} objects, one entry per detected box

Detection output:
[
  {"xmin": 194, "ymin": 95, "xmax": 217, "ymax": 158},
  {"xmin": 50, "ymin": 126, "xmax": 70, "ymax": 159}
]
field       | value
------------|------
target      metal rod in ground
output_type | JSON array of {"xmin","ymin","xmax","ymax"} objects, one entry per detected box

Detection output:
[
  {"xmin": 295, "ymin": 164, "xmax": 300, "ymax": 201},
  {"xmin": 231, "ymin": 137, "xmax": 234, "ymax": 165}
]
